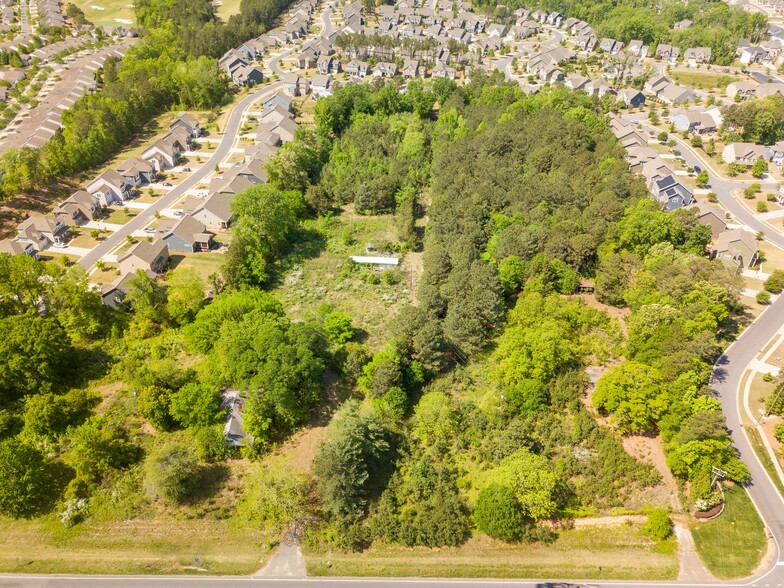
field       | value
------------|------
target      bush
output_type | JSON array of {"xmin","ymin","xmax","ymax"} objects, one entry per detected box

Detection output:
[
  {"xmin": 764, "ymin": 270, "xmax": 784, "ymax": 293},
  {"xmin": 643, "ymin": 508, "xmax": 672, "ymax": 540},
  {"xmin": 774, "ymin": 423, "xmax": 784, "ymax": 443},
  {"xmin": 758, "ymin": 201, "xmax": 769, "ymax": 213},
  {"xmin": 192, "ymin": 425, "xmax": 229, "ymax": 462},
  {"xmin": 144, "ymin": 441, "xmax": 199, "ymax": 504},
  {"xmin": 757, "ymin": 291, "xmax": 772, "ymax": 305},
  {"xmin": 474, "ymin": 483, "xmax": 524, "ymax": 542},
  {"xmin": 323, "ymin": 311, "xmax": 355, "ymax": 344},
  {"xmin": 0, "ymin": 441, "xmax": 53, "ymax": 517},
  {"xmin": 707, "ymin": 192, "xmax": 718, "ymax": 203}
]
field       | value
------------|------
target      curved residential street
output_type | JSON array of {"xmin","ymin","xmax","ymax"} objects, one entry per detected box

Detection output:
[{"xmin": 77, "ymin": 80, "xmax": 283, "ymax": 270}]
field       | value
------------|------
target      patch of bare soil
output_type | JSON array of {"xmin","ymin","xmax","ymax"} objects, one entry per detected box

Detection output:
[
  {"xmin": 94, "ymin": 381, "xmax": 124, "ymax": 415},
  {"xmin": 571, "ymin": 293, "xmax": 630, "ymax": 335},
  {"xmin": 622, "ymin": 435, "xmax": 682, "ymax": 512}
]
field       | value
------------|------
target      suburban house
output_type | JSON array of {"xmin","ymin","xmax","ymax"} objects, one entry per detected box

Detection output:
[
  {"xmin": 159, "ymin": 215, "xmax": 215, "ymax": 252},
  {"xmin": 766, "ymin": 141, "xmax": 784, "ymax": 166},
  {"xmin": 345, "ymin": 59, "xmax": 371, "ymax": 78},
  {"xmin": 402, "ymin": 59, "xmax": 421, "ymax": 78},
  {"xmin": 722, "ymin": 142, "xmax": 767, "ymax": 165},
  {"xmin": 311, "ymin": 74, "xmax": 334, "ymax": 98},
  {"xmin": 684, "ymin": 47, "xmax": 712, "ymax": 64},
  {"xmin": 672, "ymin": 111, "xmax": 717, "ymax": 135},
  {"xmin": 87, "ymin": 169, "xmax": 132, "ymax": 206},
  {"xmin": 232, "ymin": 64, "xmax": 264, "ymax": 87},
  {"xmin": 117, "ymin": 157, "xmax": 157, "ymax": 186},
  {"xmin": 690, "ymin": 203, "xmax": 727, "ymax": 241},
  {"xmin": 0, "ymin": 239, "xmax": 37, "ymax": 258},
  {"xmin": 317, "ymin": 55, "xmax": 341, "ymax": 74},
  {"xmin": 296, "ymin": 48, "xmax": 318, "ymax": 69},
  {"xmin": 617, "ymin": 88, "xmax": 646, "ymax": 108},
  {"xmin": 714, "ymin": 229, "xmax": 759, "ymax": 268},
  {"xmin": 627, "ymin": 40, "xmax": 648, "ymax": 58},
  {"xmin": 117, "ymin": 240, "xmax": 170, "ymax": 275},
  {"xmin": 374, "ymin": 62, "xmax": 399, "ymax": 77},
  {"xmin": 649, "ymin": 174, "xmax": 694, "ymax": 211},
  {"xmin": 564, "ymin": 74, "xmax": 591, "ymax": 91},
  {"xmin": 282, "ymin": 73, "xmax": 309, "ymax": 97},
  {"xmin": 184, "ymin": 192, "xmax": 236, "ymax": 229},
  {"xmin": 599, "ymin": 38, "xmax": 623, "ymax": 54},
  {"xmin": 16, "ymin": 216, "xmax": 70, "ymax": 250},
  {"xmin": 53, "ymin": 190, "xmax": 102, "ymax": 226},
  {"xmin": 263, "ymin": 92, "xmax": 292, "ymax": 112},
  {"xmin": 219, "ymin": 49, "xmax": 248, "ymax": 75},
  {"xmin": 655, "ymin": 44, "xmax": 680, "ymax": 62},
  {"xmin": 169, "ymin": 113, "xmax": 201, "ymax": 138},
  {"xmin": 740, "ymin": 46, "xmax": 767, "ymax": 65},
  {"xmin": 726, "ymin": 81, "xmax": 758, "ymax": 100},
  {"xmin": 102, "ymin": 269, "xmax": 155, "ymax": 309},
  {"xmin": 432, "ymin": 61, "xmax": 456, "ymax": 79},
  {"xmin": 141, "ymin": 140, "xmax": 178, "ymax": 172}
]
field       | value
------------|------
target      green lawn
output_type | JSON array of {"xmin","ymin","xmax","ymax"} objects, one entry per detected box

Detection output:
[
  {"xmin": 0, "ymin": 516, "xmax": 266, "ymax": 575},
  {"xmin": 671, "ymin": 70, "xmax": 740, "ymax": 92},
  {"xmin": 105, "ymin": 207, "xmax": 138, "ymax": 225},
  {"xmin": 691, "ymin": 484, "xmax": 767, "ymax": 579},
  {"xmin": 305, "ymin": 524, "xmax": 678, "ymax": 580},
  {"xmin": 75, "ymin": 0, "xmax": 135, "ymax": 26},
  {"xmin": 171, "ymin": 252, "xmax": 226, "ymax": 286}
]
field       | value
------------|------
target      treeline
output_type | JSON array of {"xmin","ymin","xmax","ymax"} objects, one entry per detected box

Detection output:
[
  {"xmin": 0, "ymin": 0, "xmax": 294, "ymax": 198},
  {"xmin": 135, "ymin": 0, "xmax": 292, "ymax": 58},
  {"xmin": 477, "ymin": 0, "xmax": 766, "ymax": 65}
]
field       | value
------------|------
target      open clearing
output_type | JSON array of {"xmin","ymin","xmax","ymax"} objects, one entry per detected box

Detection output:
[
  {"xmin": 305, "ymin": 523, "xmax": 678, "ymax": 580},
  {"xmin": 76, "ymin": 0, "xmax": 136, "ymax": 26},
  {"xmin": 691, "ymin": 483, "xmax": 767, "ymax": 579},
  {"xmin": 0, "ymin": 517, "xmax": 265, "ymax": 575}
]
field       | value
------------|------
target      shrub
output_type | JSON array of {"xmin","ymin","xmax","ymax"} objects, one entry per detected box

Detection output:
[
  {"xmin": 774, "ymin": 423, "xmax": 784, "ymax": 443},
  {"xmin": 643, "ymin": 508, "xmax": 673, "ymax": 540},
  {"xmin": 192, "ymin": 425, "xmax": 229, "ymax": 462},
  {"xmin": 758, "ymin": 201, "xmax": 769, "ymax": 213},
  {"xmin": 707, "ymin": 192, "xmax": 718, "ymax": 203},
  {"xmin": 323, "ymin": 311, "xmax": 355, "ymax": 344},
  {"xmin": 143, "ymin": 441, "xmax": 199, "ymax": 504},
  {"xmin": 764, "ymin": 270, "xmax": 784, "ymax": 293},
  {"xmin": 757, "ymin": 291, "xmax": 772, "ymax": 305},
  {"xmin": 474, "ymin": 483, "xmax": 524, "ymax": 542}
]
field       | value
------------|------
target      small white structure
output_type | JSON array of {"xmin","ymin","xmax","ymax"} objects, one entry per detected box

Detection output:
[
  {"xmin": 221, "ymin": 389, "xmax": 252, "ymax": 447},
  {"xmin": 350, "ymin": 255, "xmax": 400, "ymax": 267}
]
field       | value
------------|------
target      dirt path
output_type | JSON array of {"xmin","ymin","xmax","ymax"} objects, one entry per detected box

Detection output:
[
  {"xmin": 674, "ymin": 523, "xmax": 718, "ymax": 583},
  {"xmin": 254, "ymin": 540, "xmax": 306, "ymax": 578},
  {"xmin": 622, "ymin": 435, "xmax": 682, "ymax": 512}
]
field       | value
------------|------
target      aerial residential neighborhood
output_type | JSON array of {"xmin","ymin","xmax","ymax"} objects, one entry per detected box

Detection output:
[{"xmin": 5, "ymin": 0, "xmax": 784, "ymax": 584}]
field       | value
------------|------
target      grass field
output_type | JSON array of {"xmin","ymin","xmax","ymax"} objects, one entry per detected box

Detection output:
[
  {"xmin": 670, "ymin": 70, "xmax": 740, "ymax": 91},
  {"xmin": 0, "ymin": 517, "xmax": 266, "ymax": 575},
  {"xmin": 691, "ymin": 484, "xmax": 767, "ymax": 579},
  {"xmin": 272, "ymin": 208, "xmax": 412, "ymax": 350},
  {"xmin": 75, "ymin": 0, "xmax": 135, "ymax": 27},
  {"xmin": 171, "ymin": 252, "xmax": 227, "ymax": 286},
  {"xmin": 216, "ymin": 0, "xmax": 243, "ymax": 21},
  {"xmin": 305, "ymin": 524, "xmax": 677, "ymax": 580},
  {"xmin": 105, "ymin": 207, "xmax": 138, "ymax": 225}
]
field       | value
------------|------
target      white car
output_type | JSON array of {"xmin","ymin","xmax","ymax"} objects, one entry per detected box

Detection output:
[
  {"xmin": 53, "ymin": 242, "xmax": 68, "ymax": 249},
  {"xmin": 144, "ymin": 227, "xmax": 157, "ymax": 233}
]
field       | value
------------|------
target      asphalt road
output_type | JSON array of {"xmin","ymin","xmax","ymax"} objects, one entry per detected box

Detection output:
[
  {"xmin": 78, "ymin": 81, "xmax": 283, "ymax": 269},
  {"xmin": 621, "ymin": 115, "xmax": 784, "ymax": 249}
]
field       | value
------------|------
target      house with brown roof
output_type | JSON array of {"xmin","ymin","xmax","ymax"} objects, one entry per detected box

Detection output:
[
  {"xmin": 184, "ymin": 192, "xmax": 236, "ymax": 229},
  {"xmin": 16, "ymin": 216, "xmax": 70, "ymax": 250},
  {"xmin": 117, "ymin": 240, "xmax": 170, "ymax": 275},
  {"xmin": 714, "ymin": 229, "xmax": 759, "ymax": 268},
  {"xmin": 117, "ymin": 157, "xmax": 157, "ymax": 186},
  {"xmin": 87, "ymin": 169, "xmax": 132, "ymax": 206},
  {"xmin": 0, "ymin": 239, "xmax": 37, "ymax": 257},
  {"xmin": 158, "ymin": 215, "xmax": 214, "ymax": 252},
  {"xmin": 169, "ymin": 113, "xmax": 200, "ymax": 138},
  {"xmin": 53, "ymin": 190, "xmax": 102, "ymax": 226}
]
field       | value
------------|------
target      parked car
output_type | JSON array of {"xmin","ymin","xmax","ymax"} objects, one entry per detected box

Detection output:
[
  {"xmin": 144, "ymin": 227, "xmax": 157, "ymax": 233},
  {"xmin": 53, "ymin": 242, "xmax": 68, "ymax": 249},
  {"xmin": 181, "ymin": 167, "xmax": 191, "ymax": 172},
  {"xmin": 161, "ymin": 182, "xmax": 173, "ymax": 187},
  {"xmin": 694, "ymin": 165, "xmax": 702, "ymax": 173},
  {"xmin": 172, "ymin": 210, "xmax": 184, "ymax": 217}
]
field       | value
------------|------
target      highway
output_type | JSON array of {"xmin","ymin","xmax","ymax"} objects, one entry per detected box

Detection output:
[{"xmin": 78, "ymin": 81, "xmax": 282, "ymax": 269}]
